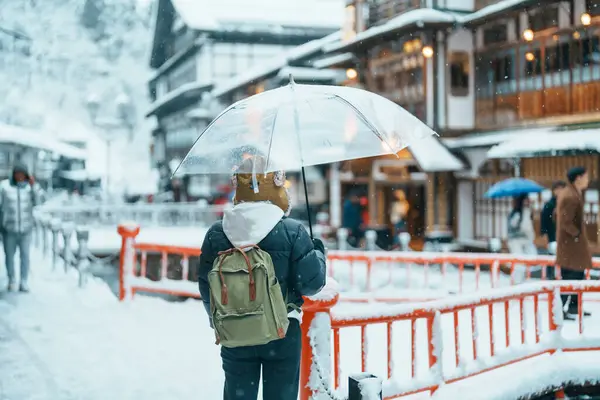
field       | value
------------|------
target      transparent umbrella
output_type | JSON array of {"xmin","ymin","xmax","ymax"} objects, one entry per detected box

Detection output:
[
  {"xmin": 174, "ymin": 79, "xmax": 437, "ymax": 236},
  {"xmin": 174, "ymin": 79, "xmax": 436, "ymax": 175}
]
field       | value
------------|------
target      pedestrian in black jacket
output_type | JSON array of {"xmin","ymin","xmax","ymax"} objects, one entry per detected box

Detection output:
[
  {"xmin": 198, "ymin": 156, "xmax": 327, "ymax": 400},
  {"xmin": 540, "ymin": 180, "xmax": 566, "ymax": 279}
]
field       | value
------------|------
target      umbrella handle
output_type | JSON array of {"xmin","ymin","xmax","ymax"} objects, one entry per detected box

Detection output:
[{"xmin": 301, "ymin": 166, "xmax": 313, "ymax": 239}]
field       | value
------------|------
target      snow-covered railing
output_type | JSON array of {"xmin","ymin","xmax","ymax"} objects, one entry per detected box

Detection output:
[
  {"xmin": 32, "ymin": 214, "xmax": 92, "ymax": 287},
  {"xmin": 301, "ymin": 280, "xmax": 600, "ymax": 400},
  {"xmin": 328, "ymin": 251, "xmax": 600, "ymax": 294},
  {"xmin": 35, "ymin": 203, "xmax": 226, "ymax": 227},
  {"xmin": 117, "ymin": 223, "xmax": 201, "ymax": 301}
]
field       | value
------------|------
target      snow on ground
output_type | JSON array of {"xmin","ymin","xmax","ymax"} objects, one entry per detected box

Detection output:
[
  {"xmin": 1, "ymin": 246, "xmax": 600, "ymax": 399},
  {"xmin": 0, "ymin": 248, "xmax": 222, "ymax": 400},
  {"xmin": 61, "ymin": 226, "xmax": 208, "ymax": 254}
]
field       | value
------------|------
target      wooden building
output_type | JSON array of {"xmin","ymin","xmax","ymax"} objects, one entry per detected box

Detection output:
[
  {"xmin": 146, "ymin": 0, "xmax": 342, "ymax": 198},
  {"xmin": 319, "ymin": 0, "xmax": 600, "ymax": 250}
]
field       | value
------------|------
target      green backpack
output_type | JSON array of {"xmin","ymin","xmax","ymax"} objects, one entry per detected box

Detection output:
[{"xmin": 208, "ymin": 245, "xmax": 290, "ymax": 348}]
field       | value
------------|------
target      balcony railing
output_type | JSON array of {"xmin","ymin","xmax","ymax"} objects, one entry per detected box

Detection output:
[{"xmin": 368, "ymin": 0, "xmax": 421, "ymax": 28}]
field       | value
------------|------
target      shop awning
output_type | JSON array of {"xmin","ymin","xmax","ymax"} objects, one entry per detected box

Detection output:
[
  {"xmin": 407, "ymin": 135, "xmax": 465, "ymax": 172},
  {"xmin": 487, "ymin": 128, "xmax": 600, "ymax": 159}
]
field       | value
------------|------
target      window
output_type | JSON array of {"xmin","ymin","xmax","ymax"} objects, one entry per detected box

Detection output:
[
  {"xmin": 493, "ymin": 54, "xmax": 514, "ymax": 82},
  {"xmin": 449, "ymin": 52, "xmax": 469, "ymax": 95},
  {"xmin": 483, "ymin": 24, "xmax": 508, "ymax": 46},
  {"xmin": 166, "ymin": 57, "xmax": 196, "ymax": 91},
  {"xmin": 528, "ymin": 7, "xmax": 559, "ymax": 32}
]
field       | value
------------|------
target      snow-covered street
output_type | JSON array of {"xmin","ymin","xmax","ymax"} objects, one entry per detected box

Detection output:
[
  {"xmin": 0, "ymin": 248, "xmax": 223, "ymax": 400},
  {"xmin": 2, "ymin": 245, "xmax": 600, "ymax": 399}
]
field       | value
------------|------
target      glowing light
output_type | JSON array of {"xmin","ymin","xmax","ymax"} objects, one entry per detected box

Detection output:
[
  {"xmin": 581, "ymin": 12, "xmax": 592, "ymax": 26},
  {"xmin": 346, "ymin": 68, "xmax": 358, "ymax": 80},
  {"xmin": 522, "ymin": 29, "xmax": 534, "ymax": 42},
  {"xmin": 525, "ymin": 52, "xmax": 535, "ymax": 62},
  {"xmin": 421, "ymin": 45, "xmax": 434, "ymax": 58}
]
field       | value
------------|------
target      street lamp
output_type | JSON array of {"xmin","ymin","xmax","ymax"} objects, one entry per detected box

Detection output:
[{"xmin": 346, "ymin": 68, "xmax": 358, "ymax": 80}]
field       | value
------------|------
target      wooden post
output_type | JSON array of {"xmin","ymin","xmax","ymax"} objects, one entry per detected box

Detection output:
[
  {"xmin": 50, "ymin": 218, "xmax": 61, "ymax": 271},
  {"xmin": 117, "ymin": 223, "xmax": 140, "ymax": 301},
  {"xmin": 76, "ymin": 228, "xmax": 90, "ymax": 288},
  {"xmin": 299, "ymin": 290, "xmax": 340, "ymax": 400},
  {"xmin": 61, "ymin": 223, "xmax": 75, "ymax": 272}
]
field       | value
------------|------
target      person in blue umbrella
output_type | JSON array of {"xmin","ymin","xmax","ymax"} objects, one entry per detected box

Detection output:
[{"xmin": 507, "ymin": 194, "xmax": 537, "ymax": 258}]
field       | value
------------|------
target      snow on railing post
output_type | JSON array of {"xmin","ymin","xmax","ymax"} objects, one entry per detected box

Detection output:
[
  {"xmin": 365, "ymin": 230, "xmax": 377, "ymax": 251},
  {"xmin": 300, "ymin": 279, "xmax": 340, "ymax": 400},
  {"xmin": 549, "ymin": 288, "xmax": 563, "ymax": 351},
  {"xmin": 348, "ymin": 373, "xmax": 382, "ymax": 400},
  {"xmin": 430, "ymin": 311, "xmax": 445, "ymax": 391},
  {"xmin": 61, "ymin": 222, "xmax": 75, "ymax": 272},
  {"xmin": 50, "ymin": 218, "xmax": 62, "ymax": 271},
  {"xmin": 40, "ymin": 215, "xmax": 51, "ymax": 255},
  {"xmin": 117, "ymin": 222, "xmax": 141, "ymax": 301},
  {"xmin": 399, "ymin": 232, "xmax": 411, "ymax": 252},
  {"xmin": 75, "ymin": 228, "xmax": 90, "ymax": 288},
  {"xmin": 337, "ymin": 228, "xmax": 348, "ymax": 251}
]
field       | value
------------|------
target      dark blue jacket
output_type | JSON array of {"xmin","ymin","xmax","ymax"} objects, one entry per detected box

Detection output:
[
  {"xmin": 342, "ymin": 199, "xmax": 361, "ymax": 233},
  {"xmin": 198, "ymin": 218, "xmax": 326, "ymax": 318},
  {"xmin": 541, "ymin": 197, "xmax": 558, "ymax": 243}
]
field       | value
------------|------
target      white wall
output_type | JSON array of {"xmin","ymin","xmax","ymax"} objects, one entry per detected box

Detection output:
[
  {"xmin": 196, "ymin": 43, "xmax": 213, "ymax": 86},
  {"xmin": 446, "ymin": 28, "xmax": 475, "ymax": 130}
]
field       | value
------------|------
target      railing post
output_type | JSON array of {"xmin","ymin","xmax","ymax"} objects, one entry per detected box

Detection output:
[
  {"xmin": 349, "ymin": 374, "xmax": 382, "ymax": 400},
  {"xmin": 399, "ymin": 232, "xmax": 411, "ymax": 252},
  {"xmin": 365, "ymin": 230, "xmax": 377, "ymax": 251},
  {"xmin": 61, "ymin": 222, "xmax": 75, "ymax": 272},
  {"xmin": 40, "ymin": 215, "xmax": 50, "ymax": 255},
  {"xmin": 50, "ymin": 218, "xmax": 61, "ymax": 271},
  {"xmin": 300, "ymin": 283, "xmax": 340, "ymax": 400},
  {"xmin": 76, "ymin": 227, "xmax": 90, "ymax": 288},
  {"xmin": 117, "ymin": 223, "xmax": 140, "ymax": 301},
  {"xmin": 337, "ymin": 228, "xmax": 348, "ymax": 251}
]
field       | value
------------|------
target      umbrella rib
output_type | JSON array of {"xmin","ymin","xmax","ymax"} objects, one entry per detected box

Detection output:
[
  {"xmin": 264, "ymin": 106, "xmax": 281, "ymax": 173},
  {"xmin": 330, "ymin": 94, "xmax": 398, "ymax": 155}
]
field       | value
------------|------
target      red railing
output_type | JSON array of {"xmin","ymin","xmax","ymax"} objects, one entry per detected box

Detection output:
[
  {"xmin": 328, "ymin": 250, "xmax": 600, "ymax": 294},
  {"xmin": 301, "ymin": 281, "xmax": 600, "ymax": 400},
  {"xmin": 118, "ymin": 225, "xmax": 600, "ymax": 301},
  {"xmin": 117, "ymin": 225, "xmax": 600, "ymax": 399}
]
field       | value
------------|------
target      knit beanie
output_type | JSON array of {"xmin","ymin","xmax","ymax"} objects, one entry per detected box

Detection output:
[{"xmin": 232, "ymin": 156, "xmax": 291, "ymax": 216}]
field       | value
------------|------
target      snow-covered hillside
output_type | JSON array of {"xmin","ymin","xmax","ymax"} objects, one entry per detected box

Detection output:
[{"xmin": 0, "ymin": 0, "xmax": 154, "ymax": 191}]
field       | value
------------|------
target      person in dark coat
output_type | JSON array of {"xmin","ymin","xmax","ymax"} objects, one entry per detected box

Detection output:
[
  {"xmin": 198, "ymin": 156, "xmax": 326, "ymax": 400},
  {"xmin": 556, "ymin": 167, "xmax": 592, "ymax": 319},
  {"xmin": 540, "ymin": 181, "xmax": 566, "ymax": 278},
  {"xmin": 342, "ymin": 190, "xmax": 362, "ymax": 247}
]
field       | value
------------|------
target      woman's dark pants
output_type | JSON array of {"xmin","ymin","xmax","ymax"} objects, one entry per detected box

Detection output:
[{"xmin": 221, "ymin": 319, "xmax": 301, "ymax": 400}]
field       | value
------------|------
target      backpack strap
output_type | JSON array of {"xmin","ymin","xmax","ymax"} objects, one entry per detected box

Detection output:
[{"xmin": 216, "ymin": 245, "xmax": 258, "ymax": 305}]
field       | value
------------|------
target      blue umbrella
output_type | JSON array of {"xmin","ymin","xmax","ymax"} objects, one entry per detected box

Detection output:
[{"xmin": 484, "ymin": 178, "xmax": 545, "ymax": 199}]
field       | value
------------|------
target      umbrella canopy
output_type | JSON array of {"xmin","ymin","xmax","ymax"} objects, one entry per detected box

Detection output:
[
  {"xmin": 484, "ymin": 178, "xmax": 545, "ymax": 199},
  {"xmin": 173, "ymin": 81, "xmax": 436, "ymax": 176}
]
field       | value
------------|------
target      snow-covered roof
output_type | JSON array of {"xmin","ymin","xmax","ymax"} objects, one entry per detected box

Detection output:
[
  {"xmin": 212, "ymin": 31, "xmax": 341, "ymax": 98},
  {"xmin": 186, "ymin": 108, "xmax": 216, "ymax": 120},
  {"xmin": 443, "ymin": 127, "xmax": 550, "ymax": 149},
  {"xmin": 325, "ymin": 8, "xmax": 457, "ymax": 53},
  {"xmin": 312, "ymin": 52, "xmax": 355, "ymax": 69},
  {"xmin": 408, "ymin": 134, "xmax": 464, "ymax": 172},
  {"xmin": 170, "ymin": 0, "xmax": 344, "ymax": 31},
  {"xmin": 275, "ymin": 66, "xmax": 344, "ymax": 82},
  {"xmin": 0, "ymin": 123, "xmax": 87, "ymax": 160},
  {"xmin": 487, "ymin": 128, "xmax": 600, "ymax": 159},
  {"xmin": 145, "ymin": 82, "xmax": 212, "ymax": 117},
  {"xmin": 461, "ymin": 0, "xmax": 533, "ymax": 25}
]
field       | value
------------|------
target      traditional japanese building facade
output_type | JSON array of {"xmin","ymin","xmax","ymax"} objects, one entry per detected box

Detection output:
[
  {"xmin": 320, "ymin": 0, "xmax": 600, "ymax": 250},
  {"xmin": 146, "ymin": 0, "xmax": 342, "ymax": 198}
]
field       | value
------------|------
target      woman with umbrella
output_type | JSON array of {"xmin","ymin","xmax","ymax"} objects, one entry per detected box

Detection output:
[
  {"xmin": 485, "ymin": 178, "xmax": 544, "ymax": 280},
  {"xmin": 174, "ymin": 77, "xmax": 436, "ymax": 399},
  {"xmin": 507, "ymin": 194, "xmax": 537, "ymax": 256}
]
